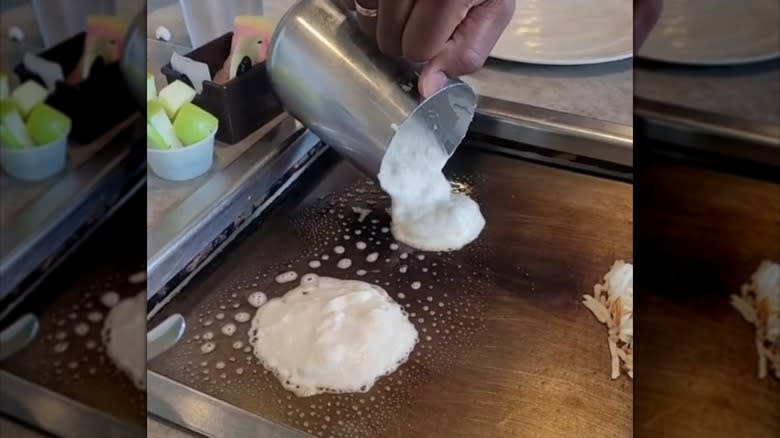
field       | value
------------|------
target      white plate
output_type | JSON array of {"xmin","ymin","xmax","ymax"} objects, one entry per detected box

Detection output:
[
  {"xmin": 489, "ymin": 0, "xmax": 633, "ymax": 65},
  {"xmin": 639, "ymin": 0, "xmax": 780, "ymax": 65}
]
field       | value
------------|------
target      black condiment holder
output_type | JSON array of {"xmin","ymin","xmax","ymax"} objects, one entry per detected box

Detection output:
[{"xmin": 160, "ymin": 32, "xmax": 283, "ymax": 145}]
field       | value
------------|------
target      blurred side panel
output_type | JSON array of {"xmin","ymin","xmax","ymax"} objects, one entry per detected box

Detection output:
[
  {"xmin": 635, "ymin": 0, "xmax": 780, "ymax": 437},
  {"xmin": 0, "ymin": 1, "xmax": 147, "ymax": 437}
]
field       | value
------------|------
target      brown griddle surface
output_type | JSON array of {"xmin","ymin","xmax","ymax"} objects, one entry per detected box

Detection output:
[
  {"xmin": 635, "ymin": 155, "xmax": 780, "ymax": 438},
  {"xmin": 149, "ymin": 147, "xmax": 632, "ymax": 438},
  {"xmin": 0, "ymin": 190, "xmax": 147, "ymax": 426}
]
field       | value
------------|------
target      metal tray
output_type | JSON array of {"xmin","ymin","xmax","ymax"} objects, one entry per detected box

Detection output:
[
  {"xmin": 146, "ymin": 114, "xmax": 320, "ymax": 304},
  {"xmin": 0, "ymin": 187, "xmax": 147, "ymax": 438},
  {"xmin": 146, "ymin": 128, "xmax": 633, "ymax": 437}
]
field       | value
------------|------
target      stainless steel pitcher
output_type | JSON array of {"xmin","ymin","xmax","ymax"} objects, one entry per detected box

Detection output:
[{"xmin": 267, "ymin": 0, "xmax": 477, "ymax": 177}]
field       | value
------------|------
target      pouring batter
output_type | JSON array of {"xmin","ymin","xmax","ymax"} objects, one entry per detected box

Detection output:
[{"xmin": 378, "ymin": 118, "xmax": 485, "ymax": 251}]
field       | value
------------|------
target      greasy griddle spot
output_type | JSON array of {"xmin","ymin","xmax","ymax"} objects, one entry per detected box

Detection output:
[{"xmin": 158, "ymin": 179, "xmax": 491, "ymax": 437}]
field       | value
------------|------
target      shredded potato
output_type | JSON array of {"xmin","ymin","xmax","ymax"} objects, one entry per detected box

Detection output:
[
  {"xmin": 731, "ymin": 261, "xmax": 780, "ymax": 380},
  {"xmin": 583, "ymin": 260, "xmax": 633, "ymax": 380}
]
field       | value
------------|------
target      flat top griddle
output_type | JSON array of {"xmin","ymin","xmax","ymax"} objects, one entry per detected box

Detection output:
[
  {"xmin": 1, "ymin": 189, "xmax": 147, "ymax": 432},
  {"xmin": 149, "ymin": 144, "xmax": 632, "ymax": 438}
]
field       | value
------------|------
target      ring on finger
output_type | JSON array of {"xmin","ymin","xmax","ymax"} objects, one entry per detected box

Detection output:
[{"xmin": 355, "ymin": 2, "xmax": 378, "ymax": 17}]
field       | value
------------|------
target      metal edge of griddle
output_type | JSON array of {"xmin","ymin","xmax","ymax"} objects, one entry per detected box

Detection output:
[
  {"xmin": 0, "ymin": 116, "xmax": 146, "ymax": 311},
  {"xmin": 472, "ymin": 96, "xmax": 634, "ymax": 167},
  {"xmin": 635, "ymin": 97, "xmax": 780, "ymax": 173},
  {"xmin": 0, "ymin": 371, "xmax": 145, "ymax": 438},
  {"xmin": 148, "ymin": 371, "xmax": 312, "ymax": 438},
  {"xmin": 146, "ymin": 120, "xmax": 320, "ymax": 300}
]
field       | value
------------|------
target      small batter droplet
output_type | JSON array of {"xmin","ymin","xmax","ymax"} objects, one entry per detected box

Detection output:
[
  {"xmin": 101, "ymin": 291, "xmax": 120, "ymax": 308},
  {"xmin": 73, "ymin": 323, "xmax": 89, "ymax": 336},
  {"xmin": 201, "ymin": 342, "xmax": 216, "ymax": 354},
  {"xmin": 235, "ymin": 312, "xmax": 251, "ymax": 323},
  {"xmin": 275, "ymin": 271, "xmax": 298, "ymax": 284},
  {"xmin": 53, "ymin": 342, "xmax": 69, "ymax": 354},
  {"xmin": 222, "ymin": 323, "xmax": 237, "ymax": 336},
  {"xmin": 128, "ymin": 271, "xmax": 146, "ymax": 284},
  {"xmin": 248, "ymin": 292, "xmax": 268, "ymax": 308}
]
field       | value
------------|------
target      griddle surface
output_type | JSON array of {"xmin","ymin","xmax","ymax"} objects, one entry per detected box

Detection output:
[{"xmin": 149, "ymin": 147, "xmax": 632, "ymax": 437}]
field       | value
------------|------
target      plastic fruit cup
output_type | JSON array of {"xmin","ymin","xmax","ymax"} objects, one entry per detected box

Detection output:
[
  {"xmin": 0, "ymin": 131, "xmax": 69, "ymax": 181},
  {"xmin": 147, "ymin": 128, "xmax": 216, "ymax": 181}
]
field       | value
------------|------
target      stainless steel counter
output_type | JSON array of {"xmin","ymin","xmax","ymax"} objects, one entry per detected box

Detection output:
[{"xmin": 636, "ymin": 59, "xmax": 780, "ymax": 126}]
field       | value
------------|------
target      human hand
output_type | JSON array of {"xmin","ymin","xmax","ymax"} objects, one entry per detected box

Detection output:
[
  {"xmin": 634, "ymin": 0, "xmax": 663, "ymax": 51},
  {"xmin": 342, "ymin": 0, "xmax": 515, "ymax": 97}
]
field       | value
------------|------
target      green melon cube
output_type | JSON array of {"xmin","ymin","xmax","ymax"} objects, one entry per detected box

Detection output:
[
  {"xmin": 147, "ymin": 99, "xmax": 182, "ymax": 149},
  {"xmin": 26, "ymin": 103, "xmax": 71, "ymax": 145},
  {"xmin": 147, "ymin": 122, "xmax": 168, "ymax": 149},
  {"xmin": 173, "ymin": 103, "xmax": 217, "ymax": 145},
  {"xmin": 0, "ymin": 99, "xmax": 34, "ymax": 149}
]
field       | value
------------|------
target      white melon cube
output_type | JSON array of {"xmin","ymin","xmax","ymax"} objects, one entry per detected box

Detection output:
[
  {"xmin": 158, "ymin": 80, "xmax": 196, "ymax": 119},
  {"xmin": 11, "ymin": 80, "xmax": 49, "ymax": 117}
]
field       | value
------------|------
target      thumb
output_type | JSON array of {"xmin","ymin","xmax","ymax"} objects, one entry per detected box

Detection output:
[
  {"xmin": 419, "ymin": 67, "xmax": 449, "ymax": 98},
  {"xmin": 418, "ymin": 0, "xmax": 514, "ymax": 97}
]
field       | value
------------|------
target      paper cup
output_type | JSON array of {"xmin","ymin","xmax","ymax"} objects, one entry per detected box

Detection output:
[
  {"xmin": 147, "ymin": 129, "xmax": 216, "ymax": 181},
  {"xmin": 0, "ymin": 134, "xmax": 69, "ymax": 181}
]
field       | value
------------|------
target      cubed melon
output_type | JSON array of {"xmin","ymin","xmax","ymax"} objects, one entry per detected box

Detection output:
[
  {"xmin": 147, "ymin": 99, "xmax": 182, "ymax": 149},
  {"xmin": 11, "ymin": 80, "xmax": 49, "ymax": 117},
  {"xmin": 158, "ymin": 80, "xmax": 196, "ymax": 119},
  {"xmin": 0, "ymin": 99, "xmax": 34, "ymax": 149}
]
